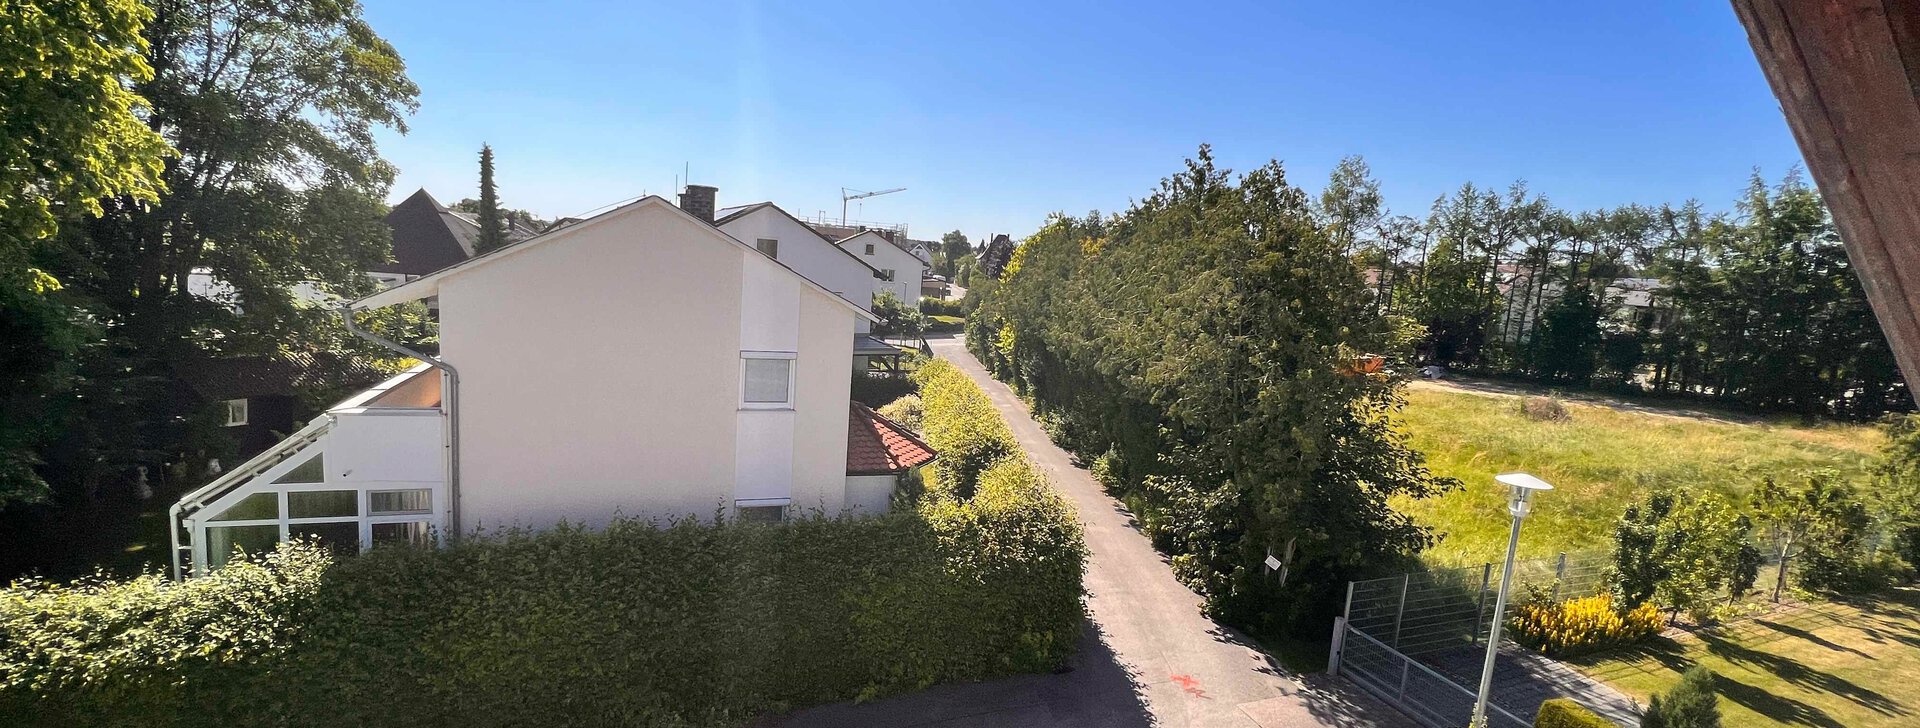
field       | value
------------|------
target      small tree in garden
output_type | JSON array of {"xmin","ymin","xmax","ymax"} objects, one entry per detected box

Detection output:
[
  {"xmin": 1612, "ymin": 491, "xmax": 1681, "ymax": 605},
  {"xmin": 872, "ymin": 290, "xmax": 927, "ymax": 339},
  {"xmin": 1641, "ymin": 666, "xmax": 1720, "ymax": 728},
  {"xmin": 1653, "ymin": 493, "xmax": 1758, "ymax": 623},
  {"xmin": 1874, "ymin": 414, "xmax": 1920, "ymax": 571},
  {"xmin": 1753, "ymin": 471, "xmax": 1870, "ymax": 599}
]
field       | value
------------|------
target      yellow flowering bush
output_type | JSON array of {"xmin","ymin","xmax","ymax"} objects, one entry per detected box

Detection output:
[{"xmin": 1507, "ymin": 593, "xmax": 1662, "ymax": 656}]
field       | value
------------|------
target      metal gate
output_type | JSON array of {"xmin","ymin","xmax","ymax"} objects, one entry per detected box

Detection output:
[{"xmin": 1330, "ymin": 618, "xmax": 1529, "ymax": 728}]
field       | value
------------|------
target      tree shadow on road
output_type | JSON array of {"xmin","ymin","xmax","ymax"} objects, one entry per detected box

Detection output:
[{"xmin": 763, "ymin": 619, "xmax": 1153, "ymax": 728}]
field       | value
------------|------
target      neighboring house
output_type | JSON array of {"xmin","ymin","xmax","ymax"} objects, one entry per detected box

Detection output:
[
  {"xmin": 839, "ymin": 230, "xmax": 927, "ymax": 308},
  {"xmin": 171, "ymin": 352, "xmax": 386, "ymax": 463},
  {"xmin": 711, "ymin": 196, "xmax": 882, "ymax": 334},
  {"xmin": 376, "ymin": 188, "xmax": 537, "ymax": 288},
  {"xmin": 171, "ymin": 193, "xmax": 932, "ymax": 577},
  {"xmin": 922, "ymin": 275, "xmax": 949, "ymax": 299},
  {"xmin": 902, "ymin": 238, "xmax": 936, "ymax": 266},
  {"xmin": 978, "ymin": 234, "xmax": 1015, "ymax": 279}
]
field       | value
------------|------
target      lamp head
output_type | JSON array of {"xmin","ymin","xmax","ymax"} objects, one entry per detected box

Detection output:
[{"xmin": 1495, "ymin": 472, "xmax": 1553, "ymax": 518}]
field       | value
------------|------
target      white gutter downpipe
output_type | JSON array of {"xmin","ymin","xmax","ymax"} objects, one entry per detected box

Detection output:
[{"xmin": 340, "ymin": 306, "xmax": 462, "ymax": 542}]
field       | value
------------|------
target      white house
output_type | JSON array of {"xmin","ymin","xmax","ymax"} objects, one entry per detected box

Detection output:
[
  {"xmin": 839, "ymin": 230, "xmax": 928, "ymax": 309},
  {"xmin": 712, "ymin": 199, "xmax": 880, "ymax": 334},
  {"xmin": 170, "ymin": 192, "xmax": 934, "ymax": 577}
]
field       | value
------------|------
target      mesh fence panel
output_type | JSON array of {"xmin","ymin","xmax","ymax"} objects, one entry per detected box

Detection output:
[{"xmin": 1338, "ymin": 625, "xmax": 1530, "ymax": 728}]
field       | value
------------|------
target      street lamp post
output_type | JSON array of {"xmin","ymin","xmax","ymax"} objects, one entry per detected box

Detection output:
[{"xmin": 1470, "ymin": 472, "xmax": 1554, "ymax": 728}]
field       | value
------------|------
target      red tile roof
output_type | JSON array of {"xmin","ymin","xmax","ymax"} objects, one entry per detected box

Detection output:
[{"xmin": 846, "ymin": 401, "xmax": 938, "ymax": 475}]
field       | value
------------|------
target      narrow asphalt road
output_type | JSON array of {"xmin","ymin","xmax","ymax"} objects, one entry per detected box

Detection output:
[{"xmin": 774, "ymin": 337, "xmax": 1409, "ymax": 728}]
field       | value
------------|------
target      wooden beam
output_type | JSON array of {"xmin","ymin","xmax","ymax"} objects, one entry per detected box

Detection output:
[{"xmin": 1733, "ymin": 0, "xmax": 1920, "ymax": 405}]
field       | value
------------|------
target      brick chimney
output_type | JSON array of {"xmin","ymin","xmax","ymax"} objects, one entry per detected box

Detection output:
[{"xmin": 678, "ymin": 184, "xmax": 717, "ymax": 223}]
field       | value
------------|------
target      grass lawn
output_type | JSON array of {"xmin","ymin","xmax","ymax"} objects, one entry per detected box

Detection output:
[
  {"xmin": 1567, "ymin": 588, "xmax": 1920, "ymax": 728},
  {"xmin": 1391, "ymin": 382, "xmax": 1883, "ymax": 567}
]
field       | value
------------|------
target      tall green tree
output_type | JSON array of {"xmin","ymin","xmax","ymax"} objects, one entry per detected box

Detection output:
[
  {"xmin": 1317, "ymin": 155, "xmax": 1383, "ymax": 255},
  {"xmin": 1642, "ymin": 666, "xmax": 1721, "ymax": 728},
  {"xmin": 939, "ymin": 230, "xmax": 970, "ymax": 278},
  {"xmin": 971, "ymin": 147, "xmax": 1453, "ymax": 636},
  {"xmin": 14, "ymin": 0, "xmax": 418, "ymax": 514},
  {"xmin": 1, "ymin": 0, "xmax": 174, "ymax": 506},
  {"xmin": 473, "ymin": 144, "xmax": 507, "ymax": 252}
]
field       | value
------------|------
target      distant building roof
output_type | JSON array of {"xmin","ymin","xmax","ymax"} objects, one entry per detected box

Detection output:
[
  {"xmin": 846, "ymin": 401, "xmax": 937, "ymax": 475},
  {"xmin": 376, "ymin": 189, "xmax": 478, "ymax": 276}
]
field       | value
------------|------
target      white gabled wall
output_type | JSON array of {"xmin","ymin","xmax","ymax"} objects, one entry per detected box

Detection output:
[
  {"xmin": 438, "ymin": 203, "xmax": 743, "ymax": 529},
  {"xmin": 435, "ymin": 201, "xmax": 858, "ymax": 530},
  {"xmin": 838, "ymin": 232, "xmax": 925, "ymax": 311},
  {"xmin": 718, "ymin": 207, "xmax": 877, "ymax": 334}
]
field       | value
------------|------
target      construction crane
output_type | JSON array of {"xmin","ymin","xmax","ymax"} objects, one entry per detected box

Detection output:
[{"xmin": 841, "ymin": 187, "xmax": 905, "ymax": 225}]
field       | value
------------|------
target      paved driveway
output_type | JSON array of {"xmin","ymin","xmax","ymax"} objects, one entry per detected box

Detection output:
[{"xmin": 772, "ymin": 337, "xmax": 1409, "ymax": 728}]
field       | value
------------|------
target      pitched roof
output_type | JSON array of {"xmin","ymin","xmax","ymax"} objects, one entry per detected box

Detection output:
[
  {"xmin": 376, "ymin": 189, "xmax": 479, "ymax": 276},
  {"xmin": 350, "ymin": 196, "xmax": 879, "ymax": 323},
  {"xmin": 846, "ymin": 401, "xmax": 938, "ymax": 475},
  {"xmin": 712, "ymin": 201, "xmax": 882, "ymax": 274}
]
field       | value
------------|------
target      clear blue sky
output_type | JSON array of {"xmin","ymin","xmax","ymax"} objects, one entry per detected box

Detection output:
[{"xmin": 366, "ymin": 1, "xmax": 1802, "ymax": 242}]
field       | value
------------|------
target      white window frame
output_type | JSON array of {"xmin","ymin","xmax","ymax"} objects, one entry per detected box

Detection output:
[
  {"xmin": 755, "ymin": 238, "xmax": 778, "ymax": 258},
  {"xmin": 739, "ymin": 351, "xmax": 797, "ymax": 410},
  {"xmin": 224, "ymin": 398, "xmax": 249, "ymax": 427}
]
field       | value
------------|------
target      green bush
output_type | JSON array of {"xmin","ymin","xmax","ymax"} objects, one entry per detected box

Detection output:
[
  {"xmin": 0, "ymin": 543, "xmax": 332, "ymax": 727},
  {"xmin": 876, "ymin": 394, "xmax": 924, "ymax": 433},
  {"xmin": 1642, "ymin": 666, "xmax": 1719, "ymax": 728},
  {"xmin": 1536, "ymin": 698, "xmax": 1613, "ymax": 728},
  {"xmin": 920, "ymin": 297, "xmax": 967, "ymax": 317},
  {"xmin": 851, "ymin": 373, "xmax": 916, "ymax": 408},
  {"xmin": 2, "ymin": 448, "xmax": 1084, "ymax": 727},
  {"xmin": 913, "ymin": 358, "xmax": 1016, "ymax": 497}
]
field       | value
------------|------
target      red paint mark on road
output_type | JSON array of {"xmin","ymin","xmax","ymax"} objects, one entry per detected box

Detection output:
[{"xmin": 1170, "ymin": 673, "xmax": 1211, "ymax": 700}]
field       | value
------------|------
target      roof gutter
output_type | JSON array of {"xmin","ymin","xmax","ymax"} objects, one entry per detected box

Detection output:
[{"xmin": 339, "ymin": 305, "xmax": 462, "ymax": 542}]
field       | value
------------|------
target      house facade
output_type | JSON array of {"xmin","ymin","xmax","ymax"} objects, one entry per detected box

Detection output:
[
  {"xmin": 839, "ymin": 230, "xmax": 927, "ymax": 308},
  {"xmin": 171, "ymin": 193, "xmax": 930, "ymax": 578}
]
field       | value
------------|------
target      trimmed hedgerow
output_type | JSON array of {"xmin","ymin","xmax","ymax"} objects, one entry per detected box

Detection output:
[
  {"xmin": 913, "ymin": 358, "xmax": 1016, "ymax": 497},
  {"xmin": 1, "ymin": 367, "xmax": 1085, "ymax": 728}
]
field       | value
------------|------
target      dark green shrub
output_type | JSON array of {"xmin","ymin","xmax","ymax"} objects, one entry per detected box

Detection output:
[
  {"xmin": 920, "ymin": 297, "xmax": 967, "ymax": 317},
  {"xmin": 1536, "ymin": 698, "xmax": 1613, "ymax": 728},
  {"xmin": 851, "ymin": 374, "xmax": 916, "ymax": 408},
  {"xmin": 0, "ymin": 543, "xmax": 332, "ymax": 727},
  {"xmin": 1642, "ymin": 666, "xmax": 1719, "ymax": 728}
]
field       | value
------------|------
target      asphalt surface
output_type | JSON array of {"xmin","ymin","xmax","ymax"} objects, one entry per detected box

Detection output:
[{"xmin": 772, "ymin": 336, "xmax": 1410, "ymax": 728}]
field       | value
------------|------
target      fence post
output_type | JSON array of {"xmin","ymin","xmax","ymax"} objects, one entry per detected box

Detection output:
[
  {"xmin": 1397, "ymin": 657, "xmax": 1411, "ymax": 700},
  {"xmin": 1390, "ymin": 573, "xmax": 1411, "ymax": 648},
  {"xmin": 1471, "ymin": 562, "xmax": 1492, "ymax": 646},
  {"xmin": 1328, "ymin": 616, "xmax": 1347, "ymax": 676},
  {"xmin": 1343, "ymin": 580, "xmax": 1356, "ymax": 621},
  {"xmin": 1550, "ymin": 552, "xmax": 1568, "ymax": 602}
]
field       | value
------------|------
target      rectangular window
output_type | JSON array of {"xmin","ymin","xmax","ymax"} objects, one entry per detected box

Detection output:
[
  {"xmin": 206, "ymin": 524, "xmax": 281, "ymax": 569},
  {"xmin": 755, "ymin": 238, "xmax": 778, "ymax": 258},
  {"xmin": 288, "ymin": 490, "xmax": 358, "ymax": 519},
  {"xmin": 880, "ymin": 269, "xmax": 895, "ymax": 282},
  {"xmin": 864, "ymin": 243, "xmax": 876, "ymax": 255},
  {"xmin": 370, "ymin": 489, "xmax": 432, "ymax": 515},
  {"xmin": 372, "ymin": 521, "xmax": 433, "ymax": 547},
  {"xmin": 741, "ymin": 355, "xmax": 794, "ymax": 408},
  {"xmin": 224, "ymin": 398, "xmax": 249, "ymax": 427},
  {"xmin": 736, "ymin": 505, "xmax": 785, "ymax": 523},
  {"xmin": 210, "ymin": 491, "xmax": 279, "ymax": 522},
  {"xmin": 290, "ymin": 521, "xmax": 360, "ymax": 559}
]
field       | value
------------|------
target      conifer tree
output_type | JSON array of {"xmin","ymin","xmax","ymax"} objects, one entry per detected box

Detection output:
[{"xmin": 475, "ymin": 144, "xmax": 507, "ymax": 252}]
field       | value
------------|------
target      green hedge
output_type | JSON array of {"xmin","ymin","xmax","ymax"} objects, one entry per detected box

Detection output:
[
  {"xmin": 913, "ymin": 358, "xmax": 1017, "ymax": 497},
  {"xmin": 1536, "ymin": 698, "xmax": 1614, "ymax": 728},
  {"xmin": 0, "ymin": 385, "xmax": 1086, "ymax": 728}
]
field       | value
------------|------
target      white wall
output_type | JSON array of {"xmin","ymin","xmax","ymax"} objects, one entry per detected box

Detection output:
[
  {"xmin": 844, "ymin": 474, "xmax": 896, "ymax": 514},
  {"xmin": 838, "ymin": 232, "xmax": 925, "ymax": 310},
  {"xmin": 435, "ymin": 200, "xmax": 859, "ymax": 530},
  {"xmin": 718, "ymin": 207, "xmax": 877, "ymax": 335}
]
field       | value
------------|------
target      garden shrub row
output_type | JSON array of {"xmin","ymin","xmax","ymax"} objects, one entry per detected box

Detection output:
[
  {"xmin": 0, "ymin": 367, "xmax": 1086, "ymax": 727},
  {"xmin": 912, "ymin": 358, "xmax": 1017, "ymax": 498},
  {"xmin": 1507, "ymin": 592, "xmax": 1662, "ymax": 657},
  {"xmin": 1534, "ymin": 698, "xmax": 1613, "ymax": 728}
]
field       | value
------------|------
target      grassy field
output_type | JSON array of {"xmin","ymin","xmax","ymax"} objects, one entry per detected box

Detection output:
[
  {"xmin": 1391, "ymin": 382, "xmax": 1884, "ymax": 567},
  {"xmin": 1567, "ymin": 588, "xmax": 1920, "ymax": 728}
]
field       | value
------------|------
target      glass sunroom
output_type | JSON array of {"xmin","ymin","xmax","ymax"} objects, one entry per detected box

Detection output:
[{"xmin": 172, "ymin": 364, "xmax": 449, "ymax": 578}]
